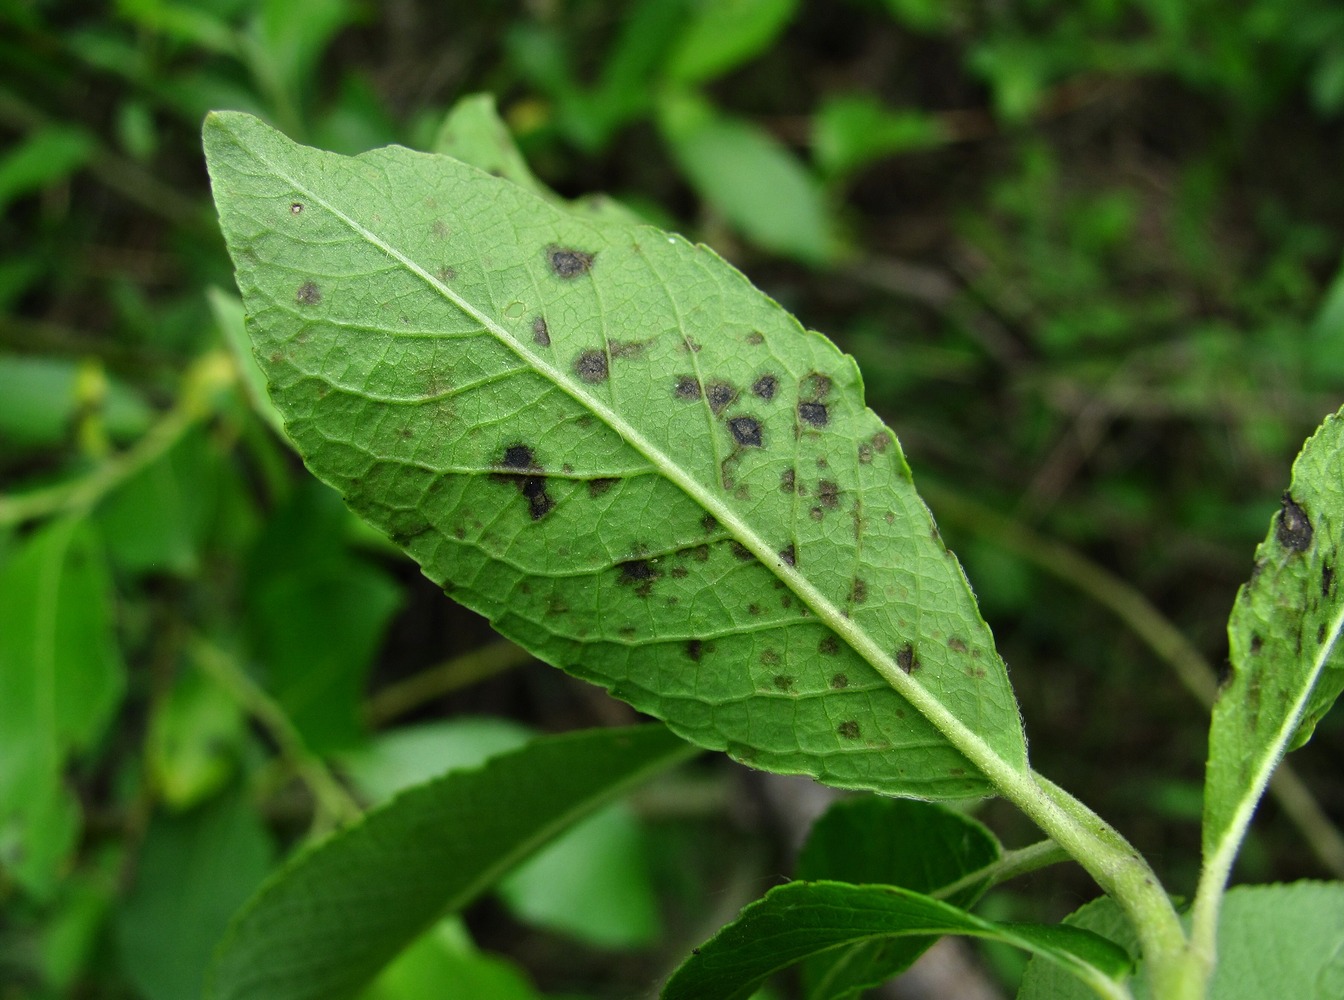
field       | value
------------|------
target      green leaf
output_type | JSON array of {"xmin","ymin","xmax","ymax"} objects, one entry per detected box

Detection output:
[
  {"xmin": 117, "ymin": 787, "xmax": 275, "ymax": 1000},
  {"xmin": 0, "ymin": 519, "xmax": 125, "ymax": 898},
  {"xmin": 1019, "ymin": 883, "xmax": 1344, "ymax": 1000},
  {"xmin": 664, "ymin": 0, "xmax": 799, "ymax": 85},
  {"xmin": 0, "ymin": 354, "xmax": 151, "ymax": 451},
  {"xmin": 203, "ymin": 110, "xmax": 1026, "ymax": 799},
  {"xmin": 1204, "ymin": 407, "xmax": 1344, "ymax": 869},
  {"xmin": 205, "ymin": 725, "xmax": 695, "ymax": 1000},
  {"xmin": 812, "ymin": 96, "xmax": 945, "ymax": 177},
  {"xmin": 658, "ymin": 92, "xmax": 842, "ymax": 264},
  {"xmin": 147, "ymin": 657, "xmax": 247, "ymax": 809},
  {"xmin": 359, "ymin": 918, "xmax": 543, "ymax": 1000},
  {"xmin": 794, "ymin": 797, "xmax": 1001, "ymax": 996},
  {"xmin": 662, "ymin": 881, "xmax": 1132, "ymax": 1000},
  {"xmin": 0, "ymin": 124, "xmax": 94, "ymax": 214}
]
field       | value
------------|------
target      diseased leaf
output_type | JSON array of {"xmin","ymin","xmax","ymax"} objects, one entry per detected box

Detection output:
[
  {"xmin": 662, "ymin": 881, "xmax": 1132, "ymax": 1000},
  {"xmin": 203, "ymin": 110, "xmax": 1026, "ymax": 799},
  {"xmin": 794, "ymin": 797, "xmax": 1001, "ymax": 997},
  {"xmin": 1204, "ymin": 407, "xmax": 1344, "ymax": 867},
  {"xmin": 0, "ymin": 518, "xmax": 125, "ymax": 898},
  {"xmin": 205, "ymin": 725, "xmax": 695, "ymax": 1000}
]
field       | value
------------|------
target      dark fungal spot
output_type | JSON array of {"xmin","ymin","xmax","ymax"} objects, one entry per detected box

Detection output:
[
  {"xmin": 858, "ymin": 443, "xmax": 873, "ymax": 464},
  {"xmin": 706, "ymin": 381, "xmax": 737, "ymax": 415},
  {"xmin": 532, "ymin": 316, "xmax": 551, "ymax": 346},
  {"xmin": 493, "ymin": 444, "xmax": 555, "ymax": 520},
  {"xmin": 760, "ymin": 649, "xmax": 780, "ymax": 665},
  {"xmin": 701, "ymin": 513, "xmax": 718, "ymax": 533},
  {"xmin": 588, "ymin": 478, "xmax": 618, "ymax": 497},
  {"xmin": 1277, "ymin": 493, "xmax": 1314, "ymax": 552},
  {"xmin": 547, "ymin": 245, "xmax": 595, "ymax": 278},
  {"xmin": 746, "ymin": 331, "xmax": 765, "ymax": 345},
  {"xmin": 818, "ymin": 480, "xmax": 840, "ymax": 510},
  {"xmin": 896, "ymin": 643, "xmax": 919, "ymax": 674},
  {"xmin": 798, "ymin": 401, "xmax": 828, "ymax": 427},
  {"xmin": 686, "ymin": 640, "xmax": 702, "ymax": 662},
  {"xmin": 691, "ymin": 544, "xmax": 710, "ymax": 562},
  {"xmin": 728, "ymin": 416, "xmax": 763, "ymax": 447},
  {"xmin": 730, "ymin": 542, "xmax": 753, "ymax": 561},
  {"xmin": 1250, "ymin": 633, "xmax": 1264, "ymax": 654},
  {"xmin": 674, "ymin": 376, "xmax": 702, "ymax": 400},
  {"xmin": 819, "ymin": 635, "xmax": 839, "ymax": 655},
  {"xmin": 1323, "ymin": 563, "xmax": 1335, "ymax": 598},
  {"xmin": 772, "ymin": 675, "xmax": 794, "ymax": 691},
  {"xmin": 432, "ymin": 219, "xmax": 449, "ymax": 239},
  {"xmin": 802, "ymin": 372, "xmax": 832, "ymax": 400},
  {"xmin": 850, "ymin": 578, "xmax": 867, "ymax": 603},
  {"xmin": 575, "ymin": 349, "xmax": 609, "ymax": 383},
  {"xmin": 837, "ymin": 720, "xmax": 861, "ymax": 740},
  {"xmin": 871, "ymin": 432, "xmax": 890, "ymax": 453},
  {"xmin": 1319, "ymin": 622, "xmax": 1328, "ymax": 645},
  {"xmin": 617, "ymin": 558, "xmax": 661, "ymax": 597},
  {"xmin": 436, "ymin": 266, "xmax": 457, "ymax": 283},
  {"xmin": 296, "ymin": 281, "xmax": 322, "ymax": 306},
  {"xmin": 948, "ymin": 637, "xmax": 968, "ymax": 653},
  {"xmin": 609, "ymin": 339, "xmax": 648, "ymax": 359},
  {"xmin": 290, "ymin": 202, "xmax": 303, "ymax": 214},
  {"xmin": 779, "ymin": 543, "xmax": 796, "ymax": 567},
  {"xmin": 780, "ymin": 468, "xmax": 796, "ymax": 493},
  {"xmin": 671, "ymin": 565, "xmax": 688, "ymax": 578},
  {"xmin": 830, "ymin": 673, "xmax": 849, "ymax": 690},
  {"xmin": 752, "ymin": 374, "xmax": 778, "ymax": 400}
]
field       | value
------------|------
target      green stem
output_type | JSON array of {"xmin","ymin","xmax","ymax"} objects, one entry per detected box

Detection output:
[
  {"xmin": 933, "ymin": 838, "xmax": 1069, "ymax": 901},
  {"xmin": 364, "ymin": 639, "xmax": 535, "ymax": 726}
]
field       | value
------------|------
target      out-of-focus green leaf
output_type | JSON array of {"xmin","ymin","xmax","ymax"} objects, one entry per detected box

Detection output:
[
  {"xmin": 0, "ymin": 125, "xmax": 95, "ymax": 213},
  {"xmin": 244, "ymin": 481, "xmax": 402, "ymax": 752},
  {"xmin": 204, "ymin": 110, "xmax": 1026, "ymax": 799},
  {"xmin": 658, "ymin": 91, "xmax": 841, "ymax": 264},
  {"xmin": 0, "ymin": 519, "xmax": 125, "ymax": 898},
  {"xmin": 342, "ymin": 718, "xmax": 534, "ymax": 802},
  {"xmin": 148, "ymin": 658, "xmax": 247, "ymax": 809},
  {"xmin": 209, "ymin": 285, "xmax": 286, "ymax": 436},
  {"xmin": 812, "ymin": 96, "xmax": 944, "ymax": 177},
  {"xmin": 794, "ymin": 797, "xmax": 1001, "ymax": 996},
  {"xmin": 1204, "ymin": 407, "xmax": 1344, "ymax": 874},
  {"xmin": 206, "ymin": 725, "xmax": 696, "ymax": 1000},
  {"xmin": 500, "ymin": 802, "xmax": 660, "ymax": 949},
  {"xmin": 664, "ymin": 0, "xmax": 797, "ymax": 85},
  {"xmin": 662, "ymin": 881, "xmax": 1132, "ymax": 1000},
  {"xmin": 117, "ymin": 787, "xmax": 275, "ymax": 1000},
  {"xmin": 360, "ymin": 917, "xmax": 543, "ymax": 1000},
  {"xmin": 0, "ymin": 355, "xmax": 152, "ymax": 451}
]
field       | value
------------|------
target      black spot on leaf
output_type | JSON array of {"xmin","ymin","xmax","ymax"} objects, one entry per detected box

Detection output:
[
  {"xmin": 547, "ymin": 245, "xmax": 595, "ymax": 278},
  {"xmin": 896, "ymin": 643, "xmax": 919, "ymax": 674},
  {"xmin": 610, "ymin": 340, "xmax": 648, "ymax": 359},
  {"xmin": 746, "ymin": 331, "xmax": 765, "ymax": 345},
  {"xmin": 290, "ymin": 202, "xmax": 303, "ymax": 214},
  {"xmin": 1277, "ymin": 494, "xmax": 1314, "ymax": 551},
  {"xmin": 772, "ymin": 675, "xmax": 794, "ymax": 691},
  {"xmin": 701, "ymin": 513, "xmax": 718, "ymax": 533},
  {"xmin": 575, "ymin": 350, "xmax": 609, "ymax": 383},
  {"xmin": 798, "ymin": 401, "xmax": 828, "ymax": 427},
  {"xmin": 436, "ymin": 266, "xmax": 457, "ymax": 282},
  {"xmin": 1250, "ymin": 633, "xmax": 1264, "ymax": 654},
  {"xmin": 730, "ymin": 542, "xmax": 753, "ymax": 561},
  {"xmin": 948, "ymin": 637, "xmax": 968, "ymax": 653},
  {"xmin": 675, "ymin": 376, "xmax": 702, "ymax": 400},
  {"xmin": 779, "ymin": 543, "xmax": 796, "ymax": 567},
  {"xmin": 818, "ymin": 480, "xmax": 840, "ymax": 510},
  {"xmin": 588, "ymin": 478, "xmax": 618, "ymax": 497},
  {"xmin": 728, "ymin": 416, "xmax": 763, "ymax": 447},
  {"xmin": 850, "ymin": 579, "xmax": 867, "ymax": 603},
  {"xmin": 617, "ymin": 559, "xmax": 661, "ymax": 597},
  {"xmin": 686, "ymin": 640, "xmax": 702, "ymax": 662},
  {"xmin": 858, "ymin": 443, "xmax": 873, "ymax": 464},
  {"xmin": 780, "ymin": 469, "xmax": 796, "ymax": 493},
  {"xmin": 837, "ymin": 720, "xmax": 861, "ymax": 740},
  {"xmin": 501, "ymin": 444, "xmax": 535, "ymax": 470},
  {"xmin": 532, "ymin": 316, "xmax": 551, "ymax": 346},
  {"xmin": 493, "ymin": 444, "xmax": 553, "ymax": 520},
  {"xmin": 706, "ymin": 381, "xmax": 737, "ymax": 415},
  {"xmin": 802, "ymin": 373, "xmax": 833, "ymax": 400},
  {"xmin": 752, "ymin": 374, "xmax": 778, "ymax": 400},
  {"xmin": 830, "ymin": 673, "xmax": 849, "ymax": 689},
  {"xmin": 1323, "ymin": 563, "xmax": 1334, "ymax": 598},
  {"xmin": 296, "ymin": 281, "xmax": 321, "ymax": 306},
  {"xmin": 1318, "ymin": 622, "xmax": 1328, "ymax": 645},
  {"xmin": 819, "ymin": 635, "xmax": 838, "ymax": 655},
  {"xmin": 760, "ymin": 649, "xmax": 780, "ymax": 665},
  {"xmin": 747, "ymin": 603, "xmax": 761, "ymax": 616}
]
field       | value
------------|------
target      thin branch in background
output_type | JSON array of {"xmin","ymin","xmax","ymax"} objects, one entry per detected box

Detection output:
[
  {"xmin": 926, "ymin": 484, "xmax": 1344, "ymax": 878},
  {"xmin": 364, "ymin": 639, "xmax": 537, "ymax": 728}
]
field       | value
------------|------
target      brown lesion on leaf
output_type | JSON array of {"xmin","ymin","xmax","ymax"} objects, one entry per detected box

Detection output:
[
  {"xmin": 532, "ymin": 316, "xmax": 551, "ymax": 346},
  {"xmin": 296, "ymin": 280, "xmax": 322, "ymax": 306},
  {"xmin": 617, "ymin": 558, "xmax": 661, "ymax": 597},
  {"xmin": 686, "ymin": 639, "xmax": 703, "ymax": 662},
  {"xmin": 610, "ymin": 339, "xmax": 652, "ymax": 359},
  {"xmin": 779, "ymin": 543, "xmax": 797, "ymax": 567},
  {"xmin": 1322, "ymin": 563, "xmax": 1334, "ymax": 598},
  {"xmin": 436, "ymin": 266, "xmax": 457, "ymax": 283},
  {"xmin": 700, "ymin": 513, "xmax": 718, "ymax": 533},
  {"xmin": 896, "ymin": 643, "xmax": 920, "ymax": 674},
  {"xmin": 492, "ymin": 443, "xmax": 555, "ymax": 520},
  {"xmin": 745, "ymin": 331, "xmax": 765, "ymax": 345},
  {"xmin": 674, "ymin": 376, "xmax": 702, "ymax": 400},
  {"xmin": 752, "ymin": 374, "xmax": 778, "ymax": 400},
  {"xmin": 760, "ymin": 649, "xmax": 780, "ymax": 665},
  {"xmin": 587, "ymin": 478, "xmax": 618, "ymax": 498},
  {"xmin": 772, "ymin": 675, "xmax": 794, "ymax": 691},
  {"xmin": 858, "ymin": 442, "xmax": 873, "ymax": 464},
  {"xmin": 289, "ymin": 202, "xmax": 304, "ymax": 215},
  {"xmin": 850, "ymin": 578, "xmax": 867, "ymax": 603},
  {"xmin": 728, "ymin": 415, "xmax": 763, "ymax": 447},
  {"xmin": 871, "ymin": 432, "xmax": 891, "ymax": 453},
  {"xmin": 798, "ymin": 401, "xmax": 828, "ymax": 427},
  {"xmin": 546, "ymin": 245, "xmax": 595, "ymax": 278},
  {"xmin": 706, "ymin": 381, "xmax": 738, "ymax": 415},
  {"xmin": 747, "ymin": 603, "xmax": 761, "ymax": 616},
  {"xmin": 837, "ymin": 720, "xmax": 861, "ymax": 740},
  {"xmin": 670, "ymin": 565, "xmax": 688, "ymax": 579},
  {"xmin": 1277, "ymin": 493, "xmax": 1314, "ymax": 551},
  {"xmin": 574, "ymin": 349, "xmax": 609, "ymax": 383},
  {"xmin": 948, "ymin": 637, "xmax": 968, "ymax": 653},
  {"xmin": 730, "ymin": 542, "xmax": 754, "ymax": 561},
  {"xmin": 780, "ymin": 468, "xmax": 796, "ymax": 493},
  {"xmin": 432, "ymin": 219, "xmax": 450, "ymax": 239},
  {"xmin": 817, "ymin": 480, "xmax": 840, "ymax": 510},
  {"xmin": 830, "ymin": 673, "xmax": 849, "ymax": 689},
  {"xmin": 819, "ymin": 635, "xmax": 839, "ymax": 655}
]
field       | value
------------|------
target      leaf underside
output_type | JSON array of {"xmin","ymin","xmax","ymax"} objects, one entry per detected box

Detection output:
[
  {"xmin": 203, "ymin": 111, "xmax": 1026, "ymax": 799},
  {"xmin": 1205, "ymin": 407, "xmax": 1344, "ymax": 855}
]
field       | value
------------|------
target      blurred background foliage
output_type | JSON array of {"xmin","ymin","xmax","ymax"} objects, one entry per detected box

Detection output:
[{"xmin": 2, "ymin": 0, "xmax": 1344, "ymax": 997}]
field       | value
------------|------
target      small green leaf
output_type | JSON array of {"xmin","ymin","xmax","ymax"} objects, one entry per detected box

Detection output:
[
  {"xmin": 117, "ymin": 787, "xmax": 274, "ymax": 1000},
  {"xmin": 812, "ymin": 96, "xmax": 944, "ymax": 177},
  {"xmin": 662, "ymin": 881, "xmax": 1132, "ymax": 1000},
  {"xmin": 1204, "ymin": 407, "xmax": 1344, "ymax": 868},
  {"xmin": 205, "ymin": 725, "xmax": 695, "ymax": 1000},
  {"xmin": 204, "ymin": 111, "xmax": 1026, "ymax": 800},
  {"xmin": 0, "ymin": 125, "xmax": 94, "ymax": 213},
  {"xmin": 147, "ymin": 658, "xmax": 247, "ymax": 809},
  {"xmin": 795, "ymin": 797, "xmax": 1001, "ymax": 996},
  {"xmin": 359, "ymin": 918, "xmax": 543, "ymax": 1000},
  {"xmin": 0, "ymin": 519, "xmax": 125, "ymax": 898},
  {"xmin": 664, "ymin": 0, "xmax": 799, "ymax": 85},
  {"xmin": 658, "ymin": 92, "xmax": 841, "ymax": 264}
]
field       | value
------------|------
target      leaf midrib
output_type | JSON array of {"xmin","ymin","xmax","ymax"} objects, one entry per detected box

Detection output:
[{"xmin": 213, "ymin": 113, "xmax": 1023, "ymax": 787}]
